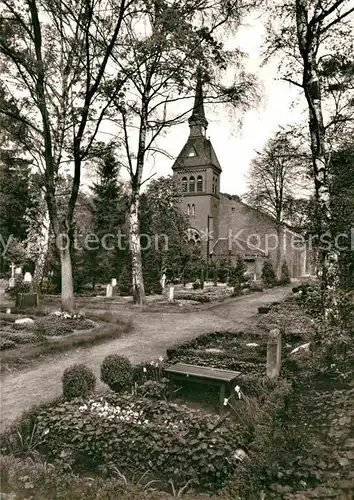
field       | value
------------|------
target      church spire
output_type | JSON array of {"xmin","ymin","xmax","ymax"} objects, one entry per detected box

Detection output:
[{"xmin": 188, "ymin": 70, "xmax": 208, "ymax": 137}]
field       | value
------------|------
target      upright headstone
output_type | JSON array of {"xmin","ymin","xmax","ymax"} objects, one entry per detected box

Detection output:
[
  {"xmin": 24, "ymin": 272, "xmax": 32, "ymax": 283},
  {"xmin": 168, "ymin": 285, "xmax": 174, "ymax": 302},
  {"xmin": 15, "ymin": 266, "xmax": 22, "ymax": 276},
  {"xmin": 106, "ymin": 284, "xmax": 113, "ymax": 298},
  {"xmin": 161, "ymin": 273, "xmax": 166, "ymax": 290},
  {"xmin": 8, "ymin": 277, "xmax": 15, "ymax": 288},
  {"xmin": 266, "ymin": 328, "xmax": 282, "ymax": 379},
  {"xmin": 111, "ymin": 278, "xmax": 117, "ymax": 287}
]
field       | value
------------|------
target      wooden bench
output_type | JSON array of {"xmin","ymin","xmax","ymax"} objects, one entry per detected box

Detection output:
[{"xmin": 165, "ymin": 362, "xmax": 241, "ymax": 414}]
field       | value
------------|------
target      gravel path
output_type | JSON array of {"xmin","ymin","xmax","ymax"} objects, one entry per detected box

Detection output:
[{"xmin": 0, "ymin": 286, "xmax": 292, "ymax": 430}]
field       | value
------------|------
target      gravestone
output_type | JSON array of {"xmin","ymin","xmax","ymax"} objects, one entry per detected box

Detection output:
[
  {"xmin": 266, "ymin": 328, "xmax": 282, "ymax": 379},
  {"xmin": 111, "ymin": 278, "xmax": 117, "ymax": 287},
  {"xmin": 106, "ymin": 284, "xmax": 113, "ymax": 298},
  {"xmin": 24, "ymin": 272, "xmax": 32, "ymax": 283},
  {"xmin": 160, "ymin": 273, "xmax": 166, "ymax": 290},
  {"xmin": 8, "ymin": 278, "xmax": 15, "ymax": 288},
  {"xmin": 168, "ymin": 285, "xmax": 174, "ymax": 302},
  {"xmin": 15, "ymin": 266, "xmax": 22, "ymax": 276}
]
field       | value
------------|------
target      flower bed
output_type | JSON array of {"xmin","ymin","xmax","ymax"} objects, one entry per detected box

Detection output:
[
  {"xmin": 4, "ymin": 393, "xmax": 243, "ymax": 493},
  {"xmin": 166, "ymin": 331, "xmax": 267, "ymax": 374}
]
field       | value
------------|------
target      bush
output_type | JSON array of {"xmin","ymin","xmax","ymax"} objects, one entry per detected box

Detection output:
[
  {"xmin": 135, "ymin": 379, "xmax": 168, "ymax": 400},
  {"xmin": 229, "ymin": 256, "xmax": 247, "ymax": 295},
  {"xmin": 5, "ymin": 277, "xmax": 30, "ymax": 298},
  {"xmin": 261, "ymin": 260, "xmax": 276, "ymax": 287},
  {"xmin": 279, "ymin": 262, "xmax": 291, "ymax": 285},
  {"xmin": 192, "ymin": 280, "xmax": 202, "ymax": 290},
  {"xmin": 62, "ymin": 364, "xmax": 96, "ymax": 400},
  {"xmin": 0, "ymin": 338, "xmax": 16, "ymax": 350},
  {"xmin": 101, "ymin": 354, "xmax": 133, "ymax": 393}
]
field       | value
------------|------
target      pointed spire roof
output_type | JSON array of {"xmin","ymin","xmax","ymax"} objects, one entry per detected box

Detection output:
[
  {"xmin": 188, "ymin": 70, "xmax": 208, "ymax": 136},
  {"xmin": 172, "ymin": 69, "xmax": 222, "ymax": 173}
]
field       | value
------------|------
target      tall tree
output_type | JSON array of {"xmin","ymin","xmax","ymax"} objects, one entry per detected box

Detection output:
[
  {"xmin": 0, "ymin": 0, "xmax": 132, "ymax": 311},
  {"xmin": 89, "ymin": 148, "xmax": 127, "ymax": 288},
  {"xmin": 245, "ymin": 128, "xmax": 307, "ymax": 276},
  {"xmin": 0, "ymin": 148, "xmax": 32, "ymax": 274}
]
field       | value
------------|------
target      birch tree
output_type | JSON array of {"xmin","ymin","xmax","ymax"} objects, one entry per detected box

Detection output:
[{"xmin": 0, "ymin": 0, "xmax": 132, "ymax": 311}]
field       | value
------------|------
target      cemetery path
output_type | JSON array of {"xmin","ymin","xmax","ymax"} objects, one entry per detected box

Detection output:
[{"xmin": 0, "ymin": 285, "xmax": 292, "ymax": 430}]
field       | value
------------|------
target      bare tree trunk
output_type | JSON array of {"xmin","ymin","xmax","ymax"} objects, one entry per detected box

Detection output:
[
  {"xmin": 129, "ymin": 193, "xmax": 145, "ymax": 305},
  {"xmin": 32, "ymin": 210, "xmax": 50, "ymax": 290},
  {"xmin": 59, "ymin": 245, "xmax": 75, "ymax": 312}
]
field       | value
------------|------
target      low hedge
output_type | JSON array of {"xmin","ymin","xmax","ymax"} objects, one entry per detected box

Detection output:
[{"xmin": 31, "ymin": 394, "xmax": 242, "ymax": 492}]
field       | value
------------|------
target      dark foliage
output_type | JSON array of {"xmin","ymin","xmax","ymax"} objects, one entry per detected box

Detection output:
[
  {"xmin": 100, "ymin": 354, "xmax": 133, "ymax": 393},
  {"xmin": 62, "ymin": 364, "xmax": 96, "ymax": 400}
]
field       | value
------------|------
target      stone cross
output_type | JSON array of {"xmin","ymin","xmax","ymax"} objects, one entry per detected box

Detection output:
[
  {"xmin": 168, "ymin": 285, "xmax": 174, "ymax": 302},
  {"xmin": 266, "ymin": 328, "xmax": 282, "ymax": 379},
  {"xmin": 161, "ymin": 273, "xmax": 166, "ymax": 289},
  {"xmin": 106, "ymin": 284, "xmax": 113, "ymax": 298}
]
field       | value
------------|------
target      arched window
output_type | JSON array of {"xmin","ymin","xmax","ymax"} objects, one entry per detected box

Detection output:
[
  {"xmin": 182, "ymin": 177, "xmax": 187, "ymax": 192},
  {"xmin": 189, "ymin": 176, "xmax": 195, "ymax": 192},
  {"xmin": 197, "ymin": 175, "xmax": 203, "ymax": 192},
  {"xmin": 191, "ymin": 204, "xmax": 195, "ymax": 216},
  {"xmin": 187, "ymin": 204, "xmax": 190, "ymax": 215}
]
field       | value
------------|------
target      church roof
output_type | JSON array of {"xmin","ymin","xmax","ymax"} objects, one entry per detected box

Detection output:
[
  {"xmin": 212, "ymin": 237, "xmax": 266, "ymax": 258},
  {"xmin": 172, "ymin": 71, "xmax": 222, "ymax": 173},
  {"xmin": 172, "ymin": 135, "xmax": 222, "ymax": 172}
]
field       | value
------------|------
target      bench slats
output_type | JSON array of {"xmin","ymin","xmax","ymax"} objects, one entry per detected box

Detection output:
[{"xmin": 165, "ymin": 362, "xmax": 240, "ymax": 382}]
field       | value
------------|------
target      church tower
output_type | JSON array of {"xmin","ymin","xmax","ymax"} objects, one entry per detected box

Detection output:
[{"xmin": 172, "ymin": 76, "xmax": 222, "ymax": 256}]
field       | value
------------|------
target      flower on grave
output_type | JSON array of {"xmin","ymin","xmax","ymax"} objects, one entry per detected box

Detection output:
[{"xmin": 235, "ymin": 385, "xmax": 242, "ymax": 399}]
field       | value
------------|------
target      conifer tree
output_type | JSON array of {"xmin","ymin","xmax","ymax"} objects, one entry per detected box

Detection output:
[{"xmin": 89, "ymin": 149, "xmax": 127, "ymax": 288}]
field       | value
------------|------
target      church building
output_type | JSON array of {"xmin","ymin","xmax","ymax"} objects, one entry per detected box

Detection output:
[{"xmin": 172, "ymin": 80, "xmax": 309, "ymax": 279}]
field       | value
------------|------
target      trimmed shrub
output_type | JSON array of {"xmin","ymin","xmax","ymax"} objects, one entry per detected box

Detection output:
[
  {"xmin": 100, "ymin": 354, "xmax": 133, "ymax": 393},
  {"xmin": 261, "ymin": 260, "xmax": 276, "ymax": 287},
  {"xmin": 0, "ymin": 338, "xmax": 16, "ymax": 350},
  {"xmin": 279, "ymin": 262, "xmax": 291, "ymax": 285},
  {"xmin": 62, "ymin": 364, "xmax": 96, "ymax": 400}
]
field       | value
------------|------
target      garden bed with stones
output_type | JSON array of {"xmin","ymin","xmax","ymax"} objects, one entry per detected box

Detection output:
[{"xmin": 0, "ymin": 312, "xmax": 133, "ymax": 371}]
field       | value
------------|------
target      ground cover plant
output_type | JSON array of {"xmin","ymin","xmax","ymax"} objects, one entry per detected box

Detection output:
[{"xmin": 2, "ymin": 393, "xmax": 243, "ymax": 493}]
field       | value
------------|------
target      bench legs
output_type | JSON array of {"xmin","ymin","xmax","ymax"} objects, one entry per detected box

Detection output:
[{"xmin": 219, "ymin": 384, "xmax": 226, "ymax": 415}]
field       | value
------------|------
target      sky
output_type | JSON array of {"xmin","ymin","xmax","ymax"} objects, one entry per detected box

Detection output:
[{"xmin": 137, "ymin": 14, "xmax": 308, "ymax": 197}]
